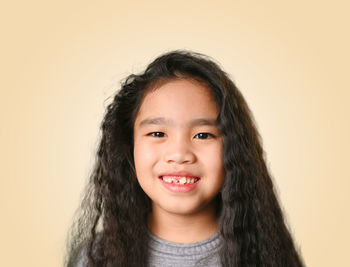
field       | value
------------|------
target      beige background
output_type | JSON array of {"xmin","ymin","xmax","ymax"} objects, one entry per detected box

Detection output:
[{"xmin": 1, "ymin": 1, "xmax": 349, "ymax": 266}]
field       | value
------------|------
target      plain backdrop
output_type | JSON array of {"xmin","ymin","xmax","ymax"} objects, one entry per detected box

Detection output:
[{"xmin": 1, "ymin": 1, "xmax": 349, "ymax": 266}]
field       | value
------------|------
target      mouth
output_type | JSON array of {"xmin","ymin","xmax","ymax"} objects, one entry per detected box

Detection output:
[{"xmin": 159, "ymin": 175, "xmax": 201, "ymax": 185}]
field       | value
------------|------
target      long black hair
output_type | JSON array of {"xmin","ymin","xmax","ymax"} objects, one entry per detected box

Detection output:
[{"xmin": 65, "ymin": 50, "xmax": 304, "ymax": 267}]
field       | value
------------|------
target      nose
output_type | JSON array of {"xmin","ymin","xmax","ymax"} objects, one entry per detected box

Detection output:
[{"xmin": 163, "ymin": 136, "xmax": 196, "ymax": 164}]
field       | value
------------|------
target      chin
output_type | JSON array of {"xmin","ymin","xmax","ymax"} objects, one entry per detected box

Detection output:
[{"xmin": 155, "ymin": 200, "xmax": 213, "ymax": 216}]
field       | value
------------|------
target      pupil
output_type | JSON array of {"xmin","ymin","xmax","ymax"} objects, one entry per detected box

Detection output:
[{"xmin": 199, "ymin": 133, "xmax": 208, "ymax": 138}]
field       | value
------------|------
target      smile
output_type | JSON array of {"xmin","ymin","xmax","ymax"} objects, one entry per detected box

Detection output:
[
  {"xmin": 161, "ymin": 175, "xmax": 200, "ymax": 184},
  {"xmin": 159, "ymin": 175, "xmax": 201, "ymax": 193}
]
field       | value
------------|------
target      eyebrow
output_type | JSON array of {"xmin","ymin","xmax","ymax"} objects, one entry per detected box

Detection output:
[{"xmin": 138, "ymin": 117, "xmax": 218, "ymax": 128}]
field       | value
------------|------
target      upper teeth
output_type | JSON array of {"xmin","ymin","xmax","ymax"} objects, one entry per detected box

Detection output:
[{"xmin": 162, "ymin": 176, "xmax": 198, "ymax": 184}]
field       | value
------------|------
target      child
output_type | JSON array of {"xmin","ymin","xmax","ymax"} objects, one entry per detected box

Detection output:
[{"xmin": 66, "ymin": 51, "xmax": 304, "ymax": 267}]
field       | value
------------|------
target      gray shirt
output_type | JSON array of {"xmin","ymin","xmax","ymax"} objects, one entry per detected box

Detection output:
[
  {"xmin": 147, "ymin": 232, "xmax": 222, "ymax": 267},
  {"xmin": 76, "ymin": 232, "xmax": 222, "ymax": 267}
]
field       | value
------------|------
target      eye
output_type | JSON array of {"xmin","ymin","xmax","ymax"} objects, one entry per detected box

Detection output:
[
  {"xmin": 147, "ymin": 132, "xmax": 166, "ymax": 138},
  {"xmin": 194, "ymin": 133, "xmax": 215, "ymax": 139}
]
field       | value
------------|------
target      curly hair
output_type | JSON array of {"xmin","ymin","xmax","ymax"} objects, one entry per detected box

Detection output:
[{"xmin": 65, "ymin": 50, "xmax": 304, "ymax": 267}]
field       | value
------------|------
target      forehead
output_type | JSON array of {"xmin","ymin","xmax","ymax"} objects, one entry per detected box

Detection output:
[{"xmin": 134, "ymin": 79, "xmax": 219, "ymax": 126}]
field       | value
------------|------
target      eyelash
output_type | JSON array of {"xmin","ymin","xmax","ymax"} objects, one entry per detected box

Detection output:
[
  {"xmin": 148, "ymin": 132, "xmax": 166, "ymax": 138},
  {"xmin": 195, "ymin": 133, "xmax": 215, "ymax": 139},
  {"xmin": 147, "ymin": 132, "xmax": 215, "ymax": 139}
]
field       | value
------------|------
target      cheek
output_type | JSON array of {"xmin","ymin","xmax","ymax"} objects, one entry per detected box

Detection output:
[
  {"xmin": 133, "ymin": 140, "xmax": 159, "ymax": 179},
  {"xmin": 202, "ymin": 144, "xmax": 225, "ymax": 184},
  {"xmin": 202, "ymin": 144, "xmax": 224, "ymax": 169}
]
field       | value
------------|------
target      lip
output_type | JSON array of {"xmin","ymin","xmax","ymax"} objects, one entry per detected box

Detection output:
[{"xmin": 158, "ymin": 171, "xmax": 201, "ymax": 193}]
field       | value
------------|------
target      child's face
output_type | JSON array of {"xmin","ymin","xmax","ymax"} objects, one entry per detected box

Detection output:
[{"xmin": 133, "ymin": 79, "xmax": 225, "ymax": 217}]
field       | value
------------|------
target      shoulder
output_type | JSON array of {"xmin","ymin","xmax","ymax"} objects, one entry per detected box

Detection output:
[
  {"xmin": 75, "ymin": 246, "xmax": 88, "ymax": 267},
  {"xmin": 66, "ymin": 244, "xmax": 88, "ymax": 267},
  {"xmin": 68, "ymin": 234, "xmax": 103, "ymax": 267}
]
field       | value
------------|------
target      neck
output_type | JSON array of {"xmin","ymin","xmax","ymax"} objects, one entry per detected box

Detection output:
[{"xmin": 147, "ymin": 202, "xmax": 219, "ymax": 244}]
